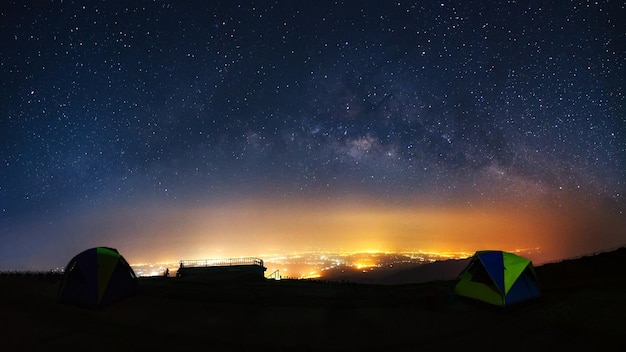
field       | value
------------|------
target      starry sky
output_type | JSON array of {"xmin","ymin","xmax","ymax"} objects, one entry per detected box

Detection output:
[{"xmin": 1, "ymin": 1, "xmax": 624, "ymax": 270}]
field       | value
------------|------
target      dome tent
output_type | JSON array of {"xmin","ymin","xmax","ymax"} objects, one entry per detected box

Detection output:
[
  {"xmin": 58, "ymin": 247, "xmax": 138, "ymax": 308},
  {"xmin": 454, "ymin": 250, "xmax": 541, "ymax": 307}
]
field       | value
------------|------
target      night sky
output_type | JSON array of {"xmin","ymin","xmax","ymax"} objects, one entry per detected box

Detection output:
[{"xmin": 1, "ymin": 1, "xmax": 624, "ymax": 270}]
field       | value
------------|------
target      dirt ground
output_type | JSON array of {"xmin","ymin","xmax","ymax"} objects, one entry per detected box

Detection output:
[{"xmin": 2, "ymin": 248, "xmax": 626, "ymax": 351}]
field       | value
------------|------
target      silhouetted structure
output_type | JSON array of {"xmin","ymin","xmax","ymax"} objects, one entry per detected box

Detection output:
[{"xmin": 176, "ymin": 257, "xmax": 266, "ymax": 281}]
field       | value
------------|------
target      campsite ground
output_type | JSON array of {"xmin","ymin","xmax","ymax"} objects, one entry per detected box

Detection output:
[{"xmin": 2, "ymin": 248, "xmax": 626, "ymax": 351}]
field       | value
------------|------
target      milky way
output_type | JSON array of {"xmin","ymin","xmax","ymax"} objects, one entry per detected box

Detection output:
[{"xmin": 1, "ymin": 1, "xmax": 624, "ymax": 269}]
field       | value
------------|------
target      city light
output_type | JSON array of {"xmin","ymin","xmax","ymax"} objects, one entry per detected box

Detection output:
[{"xmin": 130, "ymin": 248, "xmax": 531, "ymax": 280}]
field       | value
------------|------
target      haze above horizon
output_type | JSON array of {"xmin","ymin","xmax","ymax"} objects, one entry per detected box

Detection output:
[{"xmin": 1, "ymin": 1, "xmax": 623, "ymax": 271}]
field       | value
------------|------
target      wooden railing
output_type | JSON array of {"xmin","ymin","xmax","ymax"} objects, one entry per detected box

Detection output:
[{"xmin": 179, "ymin": 257, "xmax": 264, "ymax": 268}]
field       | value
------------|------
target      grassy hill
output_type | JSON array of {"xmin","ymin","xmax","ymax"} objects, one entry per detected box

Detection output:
[{"xmin": 2, "ymin": 247, "xmax": 626, "ymax": 351}]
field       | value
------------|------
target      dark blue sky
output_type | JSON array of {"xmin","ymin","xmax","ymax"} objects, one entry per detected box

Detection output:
[{"xmin": 1, "ymin": 1, "xmax": 624, "ymax": 269}]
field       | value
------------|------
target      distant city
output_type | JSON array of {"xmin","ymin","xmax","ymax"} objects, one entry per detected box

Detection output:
[
  {"xmin": 1, "ymin": 249, "xmax": 543, "ymax": 280},
  {"xmin": 130, "ymin": 250, "xmax": 483, "ymax": 279}
]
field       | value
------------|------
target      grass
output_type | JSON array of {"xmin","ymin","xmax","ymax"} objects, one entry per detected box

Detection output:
[{"xmin": 2, "ymin": 248, "xmax": 626, "ymax": 350}]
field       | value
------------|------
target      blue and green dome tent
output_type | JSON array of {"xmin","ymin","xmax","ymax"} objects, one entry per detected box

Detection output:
[
  {"xmin": 454, "ymin": 250, "xmax": 541, "ymax": 307},
  {"xmin": 58, "ymin": 247, "xmax": 138, "ymax": 308}
]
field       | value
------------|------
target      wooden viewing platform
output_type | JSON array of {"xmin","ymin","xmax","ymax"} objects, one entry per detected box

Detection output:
[
  {"xmin": 179, "ymin": 257, "xmax": 264, "ymax": 268},
  {"xmin": 176, "ymin": 257, "xmax": 266, "ymax": 281}
]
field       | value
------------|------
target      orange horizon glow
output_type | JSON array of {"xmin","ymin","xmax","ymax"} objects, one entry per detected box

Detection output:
[
  {"xmin": 98, "ymin": 196, "xmax": 624, "ymax": 267},
  {"xmin": 5, "ymin": 195, "xmax": 623, "ymax": 271}
]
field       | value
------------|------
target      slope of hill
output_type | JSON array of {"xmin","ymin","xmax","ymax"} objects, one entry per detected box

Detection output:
[
  {"xmin": 320, "ymin": 246, "xmax": 626, "ymax": 286},
  {"xmin": 535, "ymin": 246, "xmax": 626, "ymax": 291},
  {"xmin": 1, "ymin": 246, "xmax": 626, "ymax": 350}
]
